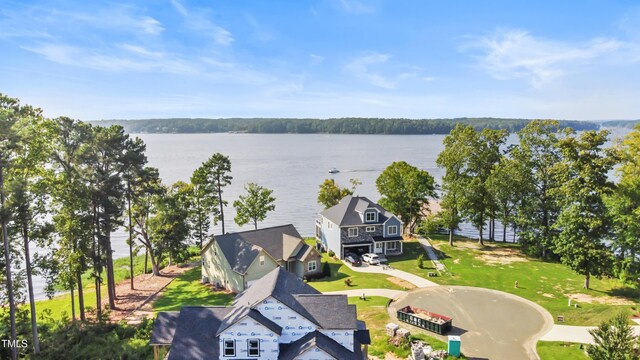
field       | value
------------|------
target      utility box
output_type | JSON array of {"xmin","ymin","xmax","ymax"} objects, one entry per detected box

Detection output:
[{"xmin": 448, "ymin": 335, "xmax": 461, "ymax": 357}]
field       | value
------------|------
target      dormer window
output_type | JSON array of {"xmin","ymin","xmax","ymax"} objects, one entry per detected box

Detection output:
[{"xmin": 365, "ymin": 212, "xmax": 376, "ymax": 222}]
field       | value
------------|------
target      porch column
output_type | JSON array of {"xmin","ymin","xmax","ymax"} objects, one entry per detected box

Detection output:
[{"xmin": 400, "ymin": 240, "xmax": 403, "ymax": 254}]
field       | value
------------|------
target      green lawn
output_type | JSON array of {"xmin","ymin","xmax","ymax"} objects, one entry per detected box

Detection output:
[
  {"xmin": 394, "ymin": 234, "xmax": 640, "ymax": 326},
  {"xmin": 152, "ymin": 267, "xmax": 234, "ymax": 312},
  {"xmin": 305, "ymin": 243, "xmax": 412, "ymax": 292},
  {"xmin": 349, "ymin": 296, "xmax": 464, "ymax": 359},
  {"xmin": 537, "ymin": 341, "xmax": 588, "ymax": 360}
]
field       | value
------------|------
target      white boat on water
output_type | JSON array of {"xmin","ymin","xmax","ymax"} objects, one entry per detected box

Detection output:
[{"xmin": 328, "ymin": 168, "xmax": 340, "ymax": 174}]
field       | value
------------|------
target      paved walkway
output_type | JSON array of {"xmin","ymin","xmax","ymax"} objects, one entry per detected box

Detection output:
[
  {"xmin": 415, "ymin": 235, "xmax": 446, "ymax": 272},
  {"xmin": 341, "ymin": 261, "xmax": 439, "ymax": 288},
  {"xmin": 324, "ymin": 288, "xmax": 406, "ymax": 299},
  {"xmin": 540, "ymin": 324, "xmax": 640, "ymax": 344}
]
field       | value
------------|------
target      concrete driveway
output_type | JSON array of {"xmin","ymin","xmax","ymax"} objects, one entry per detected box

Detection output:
[{"xmin": 389, "ymin": 286, "xmax": 553, "ymax": 360}]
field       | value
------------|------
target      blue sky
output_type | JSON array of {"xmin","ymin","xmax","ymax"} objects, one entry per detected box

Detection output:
[{"xmin": 1, "ymin": 0, "xmax": 639, "ymax": 120}]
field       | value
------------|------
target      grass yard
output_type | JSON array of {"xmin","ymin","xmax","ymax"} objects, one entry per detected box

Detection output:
[
  {"xmin": 305, "ymin": 244, "xmax": 413, "ymax": 292},
  {"xmin": 537, "ymin": 341, "xmax": 588, "ymax": 360},
  {"xmin": 349, "ymin": 296, "xmax": 464, "ymax": 359},
  {"xmin": 152, "ymin": 267, "xmax": 234, "ymax": 312},
  {"xmin": 394, "ymin": 234, "xmax": 640, "ymax": 325}
]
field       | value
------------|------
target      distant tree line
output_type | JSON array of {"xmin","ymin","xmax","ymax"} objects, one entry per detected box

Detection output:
[
  {"xmin": 600, "ymin": 120, "xmax": 640, "ymax": 129},
  {"xmin": 90, "ymin": 117, "xmax": 599, "ymax": 134}
]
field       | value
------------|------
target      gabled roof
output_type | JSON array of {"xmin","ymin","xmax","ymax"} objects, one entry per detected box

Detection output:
[
  {"xmin": 293, "ymin": 294, "xmax": 358, "ymax": 329},
  {"xmin": 150, "ymin": 311, "xmax": 180, "ymax": 345},
  {"xmin": 201, "ymin": 224, "xmax": 307, "ymax": 274},
  {"xmin": 232, "ymin": 267, "xmax": 321, "ymax": 324},
  {"xmin": 320, "ymin": 196, "xmax": 401, "ymax": 227},
  {"xmin": 216, "ymin": 306, "xmax": 282, "ymax": 336},
  {"xmin": 166, "ymin": 306, "xmax": 232, "ymax": 360},
  {"xmin": 279, "ymin": 331, "xmax": 363, "ymax": 360}
]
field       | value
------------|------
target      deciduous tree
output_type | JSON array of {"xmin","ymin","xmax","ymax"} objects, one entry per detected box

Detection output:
[
  {"xmin": 233, "ymin": 182, "xmax": 276, "ymax": 230},
  {"xmin": 376, "ymin": 161, "xmax": 436, "ymax": 233},
  {"xmin": 317, "ymin": 179, "xmax": 356, "ymax": 209},
  {"xmin": 554, "ymin": 130, "xmax": 617, "ymax": 289}
]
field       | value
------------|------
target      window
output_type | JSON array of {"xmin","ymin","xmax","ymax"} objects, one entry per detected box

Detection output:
[
  {"xmin": 387, "ymin": 225, "xmax": 398, "ymax": 235},
  {"xmin": 348, "ymin": 228, "xmax": 358, "ymax": 237},
  {"xmin": 328, "ymin": 222, "xmax": 332, "ymax": 229},
  {"xmin": 366, "ymin": 226, "xmax": 375, "ymax": 233},
  {"xmin": 308, "ymin": 260, "xmax": 317, "ymax": 272},
  {"xmin": 223, "ymin": 339, "xmax": 235, "ymax": 357},
  {"xmin": 387, "ymin": 241, "xmax": 397, "ymax": 250},
  {"xmin": 259, "ymin": 256, "xmax": 265, "ymax": 266},
  {"xmin": 247, "ymin": 339, "xmax": 260, "ymax": 357},
  {"xmin": 365, "ymin": 212, "xmax": 376, "ymax": 222}
]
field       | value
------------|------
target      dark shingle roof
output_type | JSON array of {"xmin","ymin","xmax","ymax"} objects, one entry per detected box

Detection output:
[
  {"xmin": 167, "ymin": 307, "xmax": 232, "ymax": 360},
  {"xmin": 293, "ymin": 294, "xmax": 358, "ymax": 329},
  {"xmin": 279, "ymin": 331, "xmax": 362, "ymax": 360},
  {"xmin": 320, "ymin": 196, "xmax": 399, "ymax": 227},
  {"xmin": 355, "ymin": 320, "xmax": 371, "ymax": 345},
  {"xmin": 150, "ymin": 311, "xmax": 180, "ymax": 345},
  {"xmin": 201, "ymin": 224, "xmax": 306, "ymax": 275}
]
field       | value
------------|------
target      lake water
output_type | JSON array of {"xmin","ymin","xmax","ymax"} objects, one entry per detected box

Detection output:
[{"xmin": 30, "ymin": 129, "xmax": 630, "ymax": 299}]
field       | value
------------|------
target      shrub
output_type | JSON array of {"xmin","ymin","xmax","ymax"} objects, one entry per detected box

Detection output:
[
  {"xmin": 322, "ymin": 261, "xmax": 331, "ymax": 277},
  {"xmin": 344, "ymin": 278, "xmax": 353, "ymax": 287},
  {"xmin": 328, "ymin": 250, "xmax": 335, "ymax": 258},
  {"xmin": 417, "ymin": 254, "xmax": 425, "ymax": 269}
]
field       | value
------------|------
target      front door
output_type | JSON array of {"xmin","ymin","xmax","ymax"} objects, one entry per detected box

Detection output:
[{"xmin": 374, "ymin": 242, "xmax": 383, "ymax": 254}]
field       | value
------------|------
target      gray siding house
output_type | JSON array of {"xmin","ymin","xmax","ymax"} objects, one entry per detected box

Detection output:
[
  {"xmin": 316, "ymin": 196, "xmax": 404, "ymax": 259},
  {"xmin": 201, "ymin": 225, "xmax": 322, "ymax": 293},
  {"xmin": 151, "ymin": 267, "xmax": 370, "ymax": 360}
]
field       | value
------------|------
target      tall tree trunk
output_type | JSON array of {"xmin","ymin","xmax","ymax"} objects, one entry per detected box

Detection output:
[
  {"xmin": 144, "ymin": 248, "xmax": 148, "ymax": 274},
  {"xmin": 72, "ymin": 239, "xmax": 85, "ymax": 321},
  {"xmin": 513, "ymin": 224, "xmax": 517, "ymax": 243},
  {"xmin": 503, "ymin": 223, "xmax": 507, "ymax": 242},
  {"xmin": 22, "ymin": 224, "xmax": 40, "ymax": 354},
  {"xmin": 1, "ymin": 168, "xmax": 18, "ymax": 360},
  {"xmin": 449, "ymin": 228, "xmax": 454, "ymax": 246},
  {"xmin": 254, "ymin": 218, "xmax": 257, "ymax": 230},
  {"xmin": 149, "ymin": 249, "xmax": 160, "ymax": 276},
  {"xmin": 217, "ymin": 174, "xmax": 225, "ymax": 234},
  {"xmin": 77, "ymin": 272, "xmax": 85, "ymax": 321},
  {"xmin": 489, "ymin": 218, "xmax": 493, "ymax": 240},
  {"xmin": 128, "ymin": 184, "xmax": 134, "ymax": 290},
  {"xmin": 70, "ymin": 284, "xmax": 76, "ymax": 321},
  {"xmin": 105, "ymin": 227, "xmax": 116, "ymax": 309},
  {"xmin": 92, "ymin": 202, "xmax": 102, "ymax": 319},
  {"xmin": 584, "ymin": 272, "xmax": 590, "ymax": 289}
]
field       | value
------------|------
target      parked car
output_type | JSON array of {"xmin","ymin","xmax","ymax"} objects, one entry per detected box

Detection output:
[
  {"xmin": 361, "ymin": 253, "xmax": 380, "ymax": 265},
  {"xmin": 345, "ymin": 254, "xmax": 362, "ymax": 266}
]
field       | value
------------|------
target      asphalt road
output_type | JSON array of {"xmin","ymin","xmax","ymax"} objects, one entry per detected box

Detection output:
[{"xmin": 389, "ymin": 286, "xmax": 553, "ymax": 360}]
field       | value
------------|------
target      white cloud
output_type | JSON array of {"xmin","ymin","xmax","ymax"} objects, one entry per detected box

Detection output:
[
  {"xmin": 345, "ymin": 53, "xmax": 396, "ymax": 89},
  {"xmin": 120, "ymin": 44, "xmax": 164, "ymax": 58},
  {"xmin": 171, "ymin": 0, "xmax": 233, "ymax": 46},
  {"xmin": 464, "ymin": 29, "xmax": 624, "ymax": 88},
  {"xmin": 23, "ymin": 43, "xmax": 195, "ymax": 74},
  {"xmin": 309, "ymin": 54, "xmax": 325, "ymax": 65}
]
